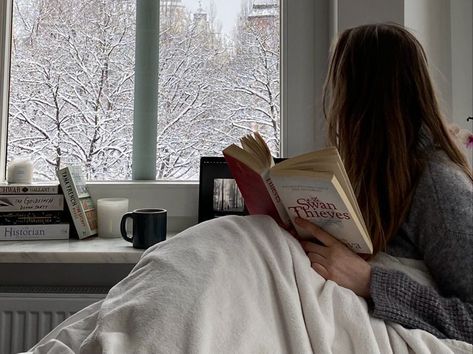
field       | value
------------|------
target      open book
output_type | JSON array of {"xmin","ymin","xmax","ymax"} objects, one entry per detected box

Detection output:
[{"xmin": 223, "ymin": 133, "xmax": 372, "ymax": 254}]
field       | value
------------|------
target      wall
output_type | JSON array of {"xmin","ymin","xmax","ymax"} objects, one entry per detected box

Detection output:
[
  {"xmin": 405, "ymin": 0, "xmax": 453, "ymax": 119},
  {"xmin": 405, "ymin": 0, "xmax": 472, "ymax": 164},
  {"xmin": 336, "ymin": 0, "xmax": 404, "ymax": 32},
  {"xmin": 450, "ymin": 0, "xmax": 473, "ymax": 132}
]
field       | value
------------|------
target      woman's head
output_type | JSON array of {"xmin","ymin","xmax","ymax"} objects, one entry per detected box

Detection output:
[{"xmin": 323, "ymin": 23, "xmax": 472, "ymax": 255}]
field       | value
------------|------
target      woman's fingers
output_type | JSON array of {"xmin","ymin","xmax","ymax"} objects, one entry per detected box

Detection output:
[
  {"xmin": 305, "ymin": 248, "xmax": 330, "ymax": 278},
  {"xmin": 301, "ymin": 241, "xmax": 329, "ymax": 257},
  {"xmin": 294, "ymin": 217, "xmax": 339, "ymax": 247},
  {"xmin": 310, "ymin": 261, "xmax": 329, "ymax": 279},
  {"xmin": 308, "ymin": 251, "xmax": 327, "ymax": 266}
]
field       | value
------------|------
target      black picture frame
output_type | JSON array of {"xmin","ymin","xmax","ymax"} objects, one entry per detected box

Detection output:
[
  {"xmin": 198, "ymin": 156, "xmax": 285, "ymax": 223},
  {"xmin": 198, "ymin": 157, "xmax": 247, "ymax": 223}
]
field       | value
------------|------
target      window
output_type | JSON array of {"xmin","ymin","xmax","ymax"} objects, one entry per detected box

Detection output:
[
  {"xmin": 1, "ymin": 0, "xmax": 322, "ymax": 229},
  {"xmin": 4, "ymin": 0, "xmax": 282, "ymax": 181}
]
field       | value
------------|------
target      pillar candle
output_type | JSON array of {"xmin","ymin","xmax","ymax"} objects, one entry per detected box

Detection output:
[
  {"xmin": 7, "ymin": 158, "xmax": 34, "ymax": 184},
  {"xmin": 97, "ymin": 198, "xmax": 129, "ymax": 238}
]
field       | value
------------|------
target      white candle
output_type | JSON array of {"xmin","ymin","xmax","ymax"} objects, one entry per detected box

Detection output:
[
  {"xmin": 97, "ymin": 198, "xmax": 129, "ymax": 238},
  {"xmin": 7, "ymin": 158, "xmax": 34, "ymax": 184}
]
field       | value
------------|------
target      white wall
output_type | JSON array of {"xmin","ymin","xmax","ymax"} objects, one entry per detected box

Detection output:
[
  {"xmin": 450, "ymin": 0, "xmax": 473, "ymax": 131},
  {"xmin": 405, "ymin": 0, "xmax": 472, "ymax": 164},
  {"xmin": 405, "ymin": 0, "xmax": 453, "ymax": 119},
  {"xmin": 336, "ymin": 0, "xmax": 404, "ymax": 32}
]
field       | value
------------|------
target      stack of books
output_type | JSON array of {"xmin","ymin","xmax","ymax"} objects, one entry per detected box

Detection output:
[{"xmin": 0, "ymin": 183, "xmax": 70, "ymax": 241}]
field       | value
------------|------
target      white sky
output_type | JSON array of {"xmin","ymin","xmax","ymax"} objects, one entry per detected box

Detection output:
[{"xmin": 180, "ymin": 0, "xmax": 244, "ymax": 35}]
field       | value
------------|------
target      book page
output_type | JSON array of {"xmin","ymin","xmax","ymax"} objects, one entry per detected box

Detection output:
[
  {"xmin": 223, "ymin": 144, "xmax": 267, "ymax": 174},
  {"xmin": 240, "ymin": 132, "xmax": 274, "ymax": 169}
]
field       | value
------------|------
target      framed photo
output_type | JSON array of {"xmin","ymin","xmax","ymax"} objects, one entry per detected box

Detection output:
[
  {"xmin": 198, "ymin": 157, "xmax": 247, "ymax": 223},
  {"xmin": 198, "ymin": 156, "xmax": 285, "ymax": 223}
]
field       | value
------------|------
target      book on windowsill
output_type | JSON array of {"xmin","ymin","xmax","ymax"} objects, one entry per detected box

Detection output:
[
  {"xmin": 0, "ymin": 182, "xmax": 60, "ymax": 194},
  {"xmin": 0, "ymin": 194, "xmax": 64, "ymax": 212},
  {"xmin": 0, "ymin": 211, "xmax": 66, "ymax": 225},
  {"xmin": 222, "ymin": 132, "xmax": 373, "ymax": 254},
  {"xmin": 0, "ymin": 223, "xmax": 70, "ymax": 241},
  {"xmin": 57, "ymin": 166, "xmax": 97, "ymax": 239}
]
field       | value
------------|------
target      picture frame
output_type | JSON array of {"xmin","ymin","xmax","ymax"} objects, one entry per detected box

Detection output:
[
  {"xmin": 198, "ymin": 156, "xmax": 285, "ymax": 223},
  {"xmin": 198, "ymin": 157, "xmax": 247, "ymax": 223}
]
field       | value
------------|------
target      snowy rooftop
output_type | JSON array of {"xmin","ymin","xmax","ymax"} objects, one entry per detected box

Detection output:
[
  {"xmin": 248, "ymin": 9, "xmax": 278, "ymax": 18},
  {"xmin": 252, "ymin": 0, "xmax": 278, "ymax": 6},
  {"xmin": 249, "ymin": 0, "xmax": 278, "ymax": 18}
]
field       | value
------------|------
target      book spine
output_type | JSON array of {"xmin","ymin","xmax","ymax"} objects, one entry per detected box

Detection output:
[
  {"xmin": 0, "ymin": 211, "xmax": 65, "ymax": 225},
  {"xmin": 0, "ymin": 195, "xmax": 64, "ymax": 212},
  {"xmin": 57, "ymin": 168, "xmax": 95, "ymax": 239},
  {"xmin": 0, "ymin": 224, "xmax": 70, "ymax": 241},
  {"xmin": 0, "ymin": 185, "xmax": 59, "ymax": 194},
  {"xmin": 261, "ymin": 171, "xmax": 291, "ymax": 225}
]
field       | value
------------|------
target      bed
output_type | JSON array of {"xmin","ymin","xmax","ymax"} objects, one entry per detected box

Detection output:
[{"xmin": 25, "ymin": 215, "xmax": 472, "ymax": 353}]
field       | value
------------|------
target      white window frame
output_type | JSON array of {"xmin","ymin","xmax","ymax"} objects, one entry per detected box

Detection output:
[
  {"xmin": 0, "ymin": 0, "xmax": 329, "ymax": 232},
  {"xmin": 0, "ymin": 0, "xmax": 11, "ymax": 183}
]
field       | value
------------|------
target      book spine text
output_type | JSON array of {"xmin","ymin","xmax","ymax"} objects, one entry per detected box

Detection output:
[
  {"xmin": 262, "ymin": 172, "xmax": 291, "ymax": 225},
  {"xmin": 0, "ymin": 195, "xmax": 64, "ymax": 212},
  {"xmin": 0, "ymin": 224, "xmax": 70, "ymax": 240},
  {"xmin": 0, "ymin": 211, "xmax": 65, "ymax": 225},
  {"xmin": 0, "ymin": 185, "xmax": 59, "ymax": 194}
]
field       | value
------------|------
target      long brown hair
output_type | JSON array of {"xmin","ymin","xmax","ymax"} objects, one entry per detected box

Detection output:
[{"xmin": 323, "ymin": 23, "xmax": 472, "ymax": 255}]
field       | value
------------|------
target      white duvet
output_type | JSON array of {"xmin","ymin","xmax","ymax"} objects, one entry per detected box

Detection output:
[{"xmin": 27, "ymin": 215, "xmax": 472, "ymax": 353}]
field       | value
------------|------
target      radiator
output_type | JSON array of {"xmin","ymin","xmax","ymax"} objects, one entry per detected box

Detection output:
[{"xmin": 0, "ymin": 287, "xmax": 107, "ymax": 354}]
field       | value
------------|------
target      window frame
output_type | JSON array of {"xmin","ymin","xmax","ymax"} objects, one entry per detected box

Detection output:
[
  {"xmin": 0, "ymin": 0, "xmax": 328, "ymax": 231},
  {"xmin": 0, "ymin": 0, "xmax": 11, "ymax": 183}
]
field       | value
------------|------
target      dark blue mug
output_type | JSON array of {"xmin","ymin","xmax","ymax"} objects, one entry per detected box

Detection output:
[{"xmin": 120, "ymin": 208, "xmax": 167, "ymax": 249}]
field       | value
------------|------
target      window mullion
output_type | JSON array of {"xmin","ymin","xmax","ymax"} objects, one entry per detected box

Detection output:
[{"xmin": 132, "ymin": 0, "xmax": 160, "ymax": 180}]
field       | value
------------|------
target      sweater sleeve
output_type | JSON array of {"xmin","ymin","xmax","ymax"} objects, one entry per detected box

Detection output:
[
  {"xmin": 369, "ymin": 155, "xmax": 473, "ymax": 343},
  {"xmin": 370, "ymin": 266, "xmax": 473, "ymax": 342}
]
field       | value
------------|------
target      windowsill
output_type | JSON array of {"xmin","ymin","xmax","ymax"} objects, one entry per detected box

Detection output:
[{"xmin": 0, "ymin": 235, "xmax": 176, "ymax": 264}]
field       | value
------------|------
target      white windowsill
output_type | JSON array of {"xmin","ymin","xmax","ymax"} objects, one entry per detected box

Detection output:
[{"xmin": 0, "ymin": 235, "xmax": 176, "ymax": 264}]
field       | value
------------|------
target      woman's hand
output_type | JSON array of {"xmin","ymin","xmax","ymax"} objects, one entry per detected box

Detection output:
[{"xmin": 295, "ymin": 217, "xmax": 372, "ymax": 298}]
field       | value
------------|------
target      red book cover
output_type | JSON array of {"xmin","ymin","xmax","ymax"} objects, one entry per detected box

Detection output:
[{"xmin": 223, "ymin": 152, "xmax": 284, "ymax": 225}]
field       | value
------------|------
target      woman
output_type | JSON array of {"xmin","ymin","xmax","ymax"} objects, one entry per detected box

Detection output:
[{"xmin": 298, "ymin": 23, "xmax": 473, "ymax": 343}]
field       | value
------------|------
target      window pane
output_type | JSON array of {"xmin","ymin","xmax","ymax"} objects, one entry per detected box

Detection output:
[
  {"xmin": 7, "ymin": 0, "xmax": 280, "ymax": 181},
  {"xmin": 8, "ymin": 0, "xmax": 136, "ymax": 180},
  {"xmin": 157, "ymin": 0, "xmax": 280, "ymax": 179}
]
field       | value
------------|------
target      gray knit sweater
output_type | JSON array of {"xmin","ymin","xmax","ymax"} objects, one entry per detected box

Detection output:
[{"xmin": 369, "ymin": 150, "xmax": 473, "ymax": 343}]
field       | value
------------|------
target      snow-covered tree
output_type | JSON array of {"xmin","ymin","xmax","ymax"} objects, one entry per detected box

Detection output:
[
  {"xmin": 156, "ymin": 1, "xmax": 229, "ymax": 179},
  {"xmin": 8, "ymin": 0, "xmax": 135, "ymax": 179},
  {"xmin": 225, "ymin": 0, "xmax": 280, "ymax": 153}
]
